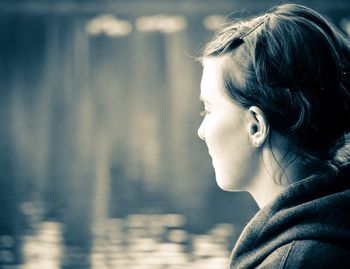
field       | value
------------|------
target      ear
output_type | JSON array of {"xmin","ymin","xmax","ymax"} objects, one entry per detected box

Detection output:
[{"xmin": 246, "ymin": 106, "xmax": 269, "ymax": 148}]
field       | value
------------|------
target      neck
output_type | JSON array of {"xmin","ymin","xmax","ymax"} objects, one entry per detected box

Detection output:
[
  {"xmin": 246, "ymin": 146, "xmax": 316, "ymax": 208},
  {"xmin": 246, "ymin": 141, "xmax": 294, "ymax": 208},
  {"xmin": 246, "ymin": 165, "xmax": 284, "ymax": 208}
]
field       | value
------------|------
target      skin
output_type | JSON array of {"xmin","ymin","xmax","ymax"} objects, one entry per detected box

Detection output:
[{"xmin": 198, "ymin": 57, "xmax": 285, "ymax": 208}]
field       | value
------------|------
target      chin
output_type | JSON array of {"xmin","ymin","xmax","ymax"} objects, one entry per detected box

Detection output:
[
  {"xmin": 215, "ymin": 172, "xmax": 236, "ymax": 191},
  {"xmin": 215, "ymin": 167, "xmax": 248, "ymax": 192}
]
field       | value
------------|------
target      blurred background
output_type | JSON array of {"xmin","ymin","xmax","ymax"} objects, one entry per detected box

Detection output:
[{"xmin": 0, "ymin": 0, "xmax": 349, "ymax": 268}]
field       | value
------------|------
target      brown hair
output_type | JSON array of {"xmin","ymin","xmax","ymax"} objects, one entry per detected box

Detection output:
[{"xmin": 200, "ymin": 4, "xmax": 350, "ymax": 175}]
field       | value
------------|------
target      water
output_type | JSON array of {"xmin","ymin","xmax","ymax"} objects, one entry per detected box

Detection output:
[{"xmin": 15, "ymin": 215, "xmax": 235, "ymax": 269}]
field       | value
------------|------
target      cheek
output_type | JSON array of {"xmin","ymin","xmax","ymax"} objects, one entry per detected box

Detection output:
[
  {"xmin": 206, "ymin": 113, "xmax": 251, "ymax": 168},
  {"xmin": 205, "ymin": 115, "xmax": 240, "ymax": 153},
  {"xmin": 206, "ymin": 115, "xmax": 242, "ymax": 144},
  {"xmin": 206, "ymin": 117, "xmax": 255, "ymax": 190}
]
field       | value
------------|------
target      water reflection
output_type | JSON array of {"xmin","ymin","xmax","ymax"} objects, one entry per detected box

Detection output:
[
  {"xmin": 17, "ymin": 214, "xmax": 235, "ymax": 269},
  {"xmin": 21, "ymin": 222, "xmax": 63, "ymax": 269}
]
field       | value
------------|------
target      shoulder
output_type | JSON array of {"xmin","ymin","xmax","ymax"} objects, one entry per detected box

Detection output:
[{"xmin": 257, "ymin": 240, "xmax": 350, "ymax": 269}]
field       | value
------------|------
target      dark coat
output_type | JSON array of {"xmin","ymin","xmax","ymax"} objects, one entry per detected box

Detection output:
[{"xmin": 229, "ymin": 163, "xmax": 350, "ymax": 268}]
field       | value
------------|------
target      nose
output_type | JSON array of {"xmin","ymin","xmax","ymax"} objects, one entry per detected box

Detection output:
[{"xmin": 197, "ymin": 122, "xmax": 205, "ymax": 141}]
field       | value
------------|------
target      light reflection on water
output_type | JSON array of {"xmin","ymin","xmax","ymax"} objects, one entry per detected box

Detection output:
[{"xmin": 17, "ymin": 214, "xmax": 234, "ymax": 269}]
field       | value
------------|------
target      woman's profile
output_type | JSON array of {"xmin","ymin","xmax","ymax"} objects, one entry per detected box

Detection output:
[{"xmin": 197, "ymin": 3, "xmax": 350, "ymax": 268}]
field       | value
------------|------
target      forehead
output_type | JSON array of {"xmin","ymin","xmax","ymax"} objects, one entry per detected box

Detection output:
[
  {"xmin": 201, "ymin": 57, "xmax": 225, "ymax": 92},
  {"xmin": 201, "ymin": 55, "xmax": 246, "ymax": 100},
  {"xmin": 200, "ymin": 57, "xmax": 228, "ymax": 101}
]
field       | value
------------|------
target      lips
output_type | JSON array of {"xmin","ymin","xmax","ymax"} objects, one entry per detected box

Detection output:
[{"xmin": 209, "ymin": 153, "xmax": 215, "ymax": 166}]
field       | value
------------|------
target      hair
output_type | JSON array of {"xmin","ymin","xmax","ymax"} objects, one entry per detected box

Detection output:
[{"xmin": 200, "ymin": 4, "xmax": 350, "ymax": 182}]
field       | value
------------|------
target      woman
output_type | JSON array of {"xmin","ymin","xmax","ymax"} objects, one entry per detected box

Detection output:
[{"xmin": 197, "ymin": 3, "xmax": 350, "ymax": 268}]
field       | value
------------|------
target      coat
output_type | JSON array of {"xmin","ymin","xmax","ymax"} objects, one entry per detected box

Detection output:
[{"xmin": 229, "ymin": 162, "xmax": 350, "ymax": 268}]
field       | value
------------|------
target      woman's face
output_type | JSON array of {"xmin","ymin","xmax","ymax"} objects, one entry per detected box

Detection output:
[{"xmin": 198, "ymin": 57, "xmax": 257, "ymax": 191}]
